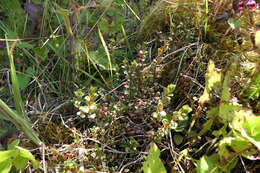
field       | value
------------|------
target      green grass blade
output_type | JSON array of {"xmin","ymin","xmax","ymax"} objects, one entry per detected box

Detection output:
[
  {"xmin": 204, "ymin": 0, "xmax": 209, "ymax": 35},
  {"xmin": 77, "ymin": 68, "xmax": 106, "ymax": 87},
  {"xmin": 5, "ymin": 36, "xmax": 25, "ymax": 117},
  {"xmin": 98, "ymin": 28, "xmax": 113, "ymax": 78},
  {"xmin": 84, "ymin": 45, "xmax": 110, "ymax": 88},
  {"xmin": 123, "ymin": 0, "xmax": 140, "ymax": 21},
  {"xmin": 121, "ymin": 24, "xmax": 132, "ymax": 56},
  {"xmin": 0, "ymin": 99, "xmax": 41, "ymax": 145}
]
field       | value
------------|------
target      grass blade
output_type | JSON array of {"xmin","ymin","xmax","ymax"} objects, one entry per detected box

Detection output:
[
  {"xmin": 84, "ymin": 44, "xmax": 110, "ymax": 88},
  {"xmin": 204, "ymin": 0, "xmax": 209, "ymax": 35},
  {"xmin": 5, "ymin": 37, "xmax": 25, "ymax": 117},
  {"xmin": 0, "ymin": 99, "xmax": 41, "ymax": 145},
  {"xmin": 98, "ymin": 28, "xmax": 113, "ymax": 78},
  {"xmin": 123, "ymin": 0, "xmax": 140, "ymax": 21},
  {"xmin": 121, "ymin": 24, "xmax": 132, "ymax": 56}
]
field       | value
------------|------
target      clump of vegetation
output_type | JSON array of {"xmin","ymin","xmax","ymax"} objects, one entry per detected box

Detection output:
[{"xmin": 0, "ymin": 0, "xmax": 259, "ymax": 172}]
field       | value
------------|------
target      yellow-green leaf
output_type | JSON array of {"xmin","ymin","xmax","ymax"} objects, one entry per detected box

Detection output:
[
  {"xmin": 199, "ymin": 60, "xmax": 222, "ymax": 104},
  {"xmin": 255, "ymin": 30, "xmax": 260, "ymax": 49},
  {"xmin": 196, "ymin": 154, "xmax": 220, "ymax": 173},
  {"xmin": 142, "ymin": 143, "xmax": 166, "ymax": 173}
]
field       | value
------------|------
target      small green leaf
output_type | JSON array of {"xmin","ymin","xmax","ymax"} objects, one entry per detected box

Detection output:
[
  {"xmin": 171, "ymin": 105, "xmax": 191, "ymax": 132},
  {"xmin": 142, "ymin": 143, "xmax": 166, "ymax": 173},
  {"xmin": 17, "ymin": 42, "xmax": 34, "ymax": 49},
  {"xmin": 196, "ymin": 154, "xmax": 220, "ymax": 173},
  {"xmin": 227, "ymin": 18, "xmax": 242, "ymax": 29},
  {"xmin": 7, "ymin": 139, "xmax": 20, "ymax": 150},
  {"xmin": 34, "ymin": 47, "xmax": 49, "ymax": 62},
  {"xmin": 16, "ymin": 146, "xmax": 40, "ymax": 168},
  {"xmin": 198, "ymin": 119, "xmax": 213, "ymax": 136},
  {"xmin": 98, "ymin": 18, "xmax": 110, "ymax": 33},
  {"xmin": 212, "ymin": 124, "xmax": 228, "ymax": 137},
  {"xmin": 89, "ymin": 49, "xmax": 117, "ymax": 71},
  {"xmin": 173, "ymin": 134, "xmax": 183, "ymax": 145},
  {"xmin": 163, "ymin": 84, "xmax": 175, "ymax": 96},
  {"xmin": 17, "ymin": 67, "xmax": 35, "ymax": 90}
]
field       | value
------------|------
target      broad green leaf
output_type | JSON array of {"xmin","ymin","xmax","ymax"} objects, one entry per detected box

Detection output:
[
  {"xmin": 0, "ymin": 159, "xmax": 12, "ymax": 173},
  {"xmin": 176, "ymin": 105, "xmax": 191, "ymax": 131},
  {"xmin": 142, "ymin": 143, "xmax": 166, "ymax": 173},
  {"xmin": 241, "ymin": 68, "xmax": 260, "ymax": 101},
  {"xmin": 230, "ymin": 138, "xmax": 251, "ymax": 153},
  {"xmin": 163, "ymin": 84, "xmax": 175, "ymax": 96},
  {"xmin": 199, "ymin": 60, "xmax": 222, "ymax": 104},
  {"xmin": 179, "ymin": 105, "xmax": 192, "ymax": 115},
  {"xmin": 207, "ymin": 107, "xmax": 219, "ymax": 118},
  {"xmin": 15, "ymin": 146, "xmax": 40, "ymax": 168},
  {"xmin": 0, "ymin": 146, "xmax": 40, "ymax": 171},
  {"xmin": 232, "ymin": 109, "xmax": 254, "ymax": 132},
  {"xmin": 0, "ymin": 150, "xmax": 18, "ymax": 163},
  {"xmin": 218, "ymin": 137, "xmax": 233, "ymax": 160},
  {"xmin": 220, "ymin": 157, "xmax": 238, "ymax": 173},
  {"xmin": 13, "ymin": 157, "xmax": 28, "ymax": 170},
  {"xmin": 174, "ymin": 115, "xmax": 189, "ymax": 132},
  {"xmin": 218, "ymin": 103, "xmax": 240, "ymax": 122},
  {"xmin": 196, "ymin": 154, "xmax": 220, "ymax": 173},
  {"xmin": 218, "ymin": 136, "xmax": 255, "ymax": 164},
  {"xmin": 47, "ymin": 37, "xmax": 66, "ymax": 58},
  {"xmin": 232, "ymin": 109, "xmax": 260, "ymax": 149},
  {"xmin": 218, "ymin": 136, "xmax": 257, "ymax": 162},
  {"xmin": 241, "ymin": 129, "xmax": 260, "ymax": 150},
  {"xmin": 220, "ymin": 60, "xmax": 237, "ymax": 102},
  {"xmin": 244, "ymin": 116, "xmax": 260, "ymax": 137}
]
